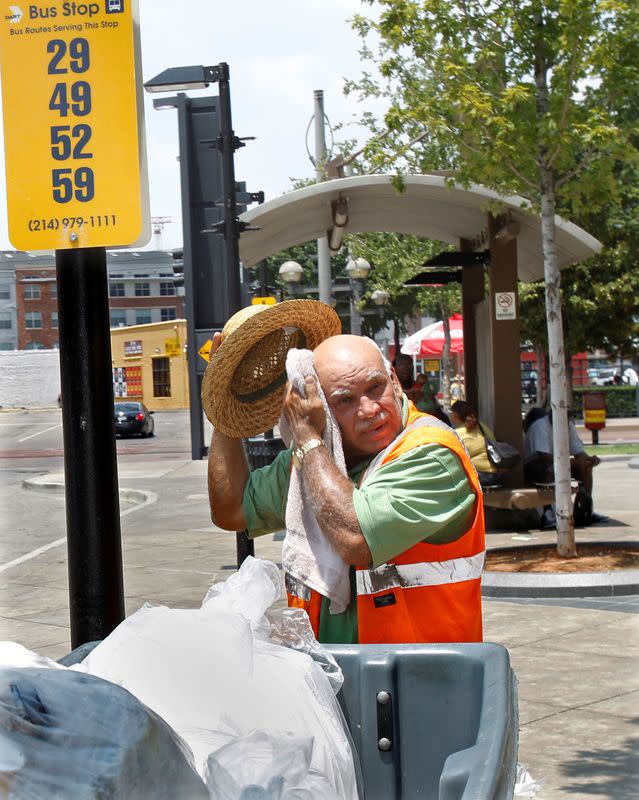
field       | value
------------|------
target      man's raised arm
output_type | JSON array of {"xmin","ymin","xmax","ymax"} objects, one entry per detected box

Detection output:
[{"xmin": 206, "ymin": 332, "xmax": 249, "ymax": 531}]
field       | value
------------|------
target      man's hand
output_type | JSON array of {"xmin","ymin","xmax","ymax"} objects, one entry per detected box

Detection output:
[
  {"xmin": 210, "ymin": 331, "xmax": 222, "ymax": 358},
  {"xmin": 283, "ymin": 375, "xmax": 326, "ymax": 444}
]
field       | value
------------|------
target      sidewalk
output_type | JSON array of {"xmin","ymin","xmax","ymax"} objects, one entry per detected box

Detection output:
[{"xmin": 1, "ymin": 454, "xmax": 638, "ymax": 799}]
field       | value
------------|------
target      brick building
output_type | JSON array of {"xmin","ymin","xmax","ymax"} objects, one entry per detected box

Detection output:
[
  {"xmin": 3, "ymin": 250, "xmax": 184, "ymax": 350},
  {"xmin": 16, "ymin": 265, "xmax": 59, "ymax": 350},
  {"xmin": 0, "ymin": 254, "xmax": 18, "ymax": 351}
]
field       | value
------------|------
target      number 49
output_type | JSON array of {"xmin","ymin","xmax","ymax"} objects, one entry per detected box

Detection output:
[{"xmin": 52, "ymin": 168, "xmax": 95, "ymax": 203}]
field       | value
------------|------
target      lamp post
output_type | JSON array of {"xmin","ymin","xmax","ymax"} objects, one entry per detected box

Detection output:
[
  {"xmin": 144, "ymin": 62, "xmax": 250, "ymax": 462},
  {"xmin": 371, "ymin": 289, "xmax": 391, "ymax": 356},
  {"xmin": 345, "ymin": 256, "xmax": 371, "ymax": 335}
]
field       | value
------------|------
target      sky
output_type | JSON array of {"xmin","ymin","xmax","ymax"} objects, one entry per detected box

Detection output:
[{"xmin": 0, "ymin": 0, "xmax": 383, "ymax": 252}]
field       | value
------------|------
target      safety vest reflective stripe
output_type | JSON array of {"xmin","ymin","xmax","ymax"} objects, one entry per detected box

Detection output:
[{"xmin": 356, "ymin": 552, "xmax": 485, "ymax": 596}]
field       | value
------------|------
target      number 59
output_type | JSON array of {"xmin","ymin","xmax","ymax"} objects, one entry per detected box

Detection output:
[{"xmin": 52, "ymin": 168, "xmax": 95, "ymax": 203}]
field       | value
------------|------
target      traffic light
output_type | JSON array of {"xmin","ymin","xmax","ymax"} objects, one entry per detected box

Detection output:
[{"xmin": 172, "ymin": 248, "xmax": 184, "ymax": 288}]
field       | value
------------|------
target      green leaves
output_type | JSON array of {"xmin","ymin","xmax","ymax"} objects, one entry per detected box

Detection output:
[{"xmin": 345, "ymin": 0, "xmax": 639, "ymax": 214}]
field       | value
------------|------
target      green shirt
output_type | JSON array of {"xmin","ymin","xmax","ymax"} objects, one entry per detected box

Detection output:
[{"xmin": 242, "ymin": 399, "xmax": 476, "ymax": 643}]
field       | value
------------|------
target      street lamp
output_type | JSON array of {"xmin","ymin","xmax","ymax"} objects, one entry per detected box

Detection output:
[
  {"xmin": 345, "ymin": 256, "xmax": 372, "ymax": 281},
  {"xmin": 278, "ymin": 260, "xmax": 304, "ymax": 297},
  {"xmin": 143, "ymin": 65, "xmax": 219, "ymax": 93},
  {"xmin": 345, "ymin": 256, "xmax": 371, "ymax": 335},
  {"xmin": 371, "ymin": 289, "xmax": 390, "ymax": 307}
]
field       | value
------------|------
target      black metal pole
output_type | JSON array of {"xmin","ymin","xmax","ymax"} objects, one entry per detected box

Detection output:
[
  {"xmin": 217, "ymin": 63, "xmax": 253, "ymax": 566},
  {"xmin": 217, "ymin": 62, "xmax": 242, "ymax": 315},
  {"xmin": 173, "ymin": 94, "xmax": 207, "ymax": 461},
  {"xmin": 56, "ymin": 247, "xmax": 125, "ymax": 648},
  {"xmin": 236, "ymin": 530, "xmax": 255, "ymax": 562}
]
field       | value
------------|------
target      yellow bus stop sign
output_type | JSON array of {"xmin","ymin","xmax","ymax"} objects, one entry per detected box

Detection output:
[{"xmin": 0, "ymin": 0, "xmax": 150, "ymax": 250}]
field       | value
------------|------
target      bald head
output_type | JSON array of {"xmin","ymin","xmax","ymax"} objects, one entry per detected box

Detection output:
[{"xmin": 314, "ymin": 335, "xmax": 389, "ymax": 384}]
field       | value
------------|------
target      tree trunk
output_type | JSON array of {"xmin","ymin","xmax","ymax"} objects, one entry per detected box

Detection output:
[
  {"xmin": 534, "ymin": 344, "xmax": 546, "ymax": 407},
  {"xmin": 441, "ymin": 309, "xmax": 452, "ymax": 409},
  {"xmin": 566, "ymin": 356, "xmax": 575, "ymax": 409},
  {"xmin": 535, "ymin": 20, "xmax": 576, "ymax": 557}
]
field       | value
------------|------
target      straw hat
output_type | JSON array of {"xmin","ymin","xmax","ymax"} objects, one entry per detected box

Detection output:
[{"xmin": 201, "ymin": 300, "xmax": 341, "ymax": 438}]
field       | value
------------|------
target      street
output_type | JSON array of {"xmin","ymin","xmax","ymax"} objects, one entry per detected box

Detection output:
[
  {"xmin": 0, "ymin": 408, "xmax": 211, "ymax": 569},
  {"xmin": 0, "ymin": 407, "xmax": 199, "ymax": 462}
]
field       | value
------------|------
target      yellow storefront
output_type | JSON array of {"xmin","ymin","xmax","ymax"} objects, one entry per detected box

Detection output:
[{"xmin": 110, "ymin": 320, "xmax": 189, "ymax": 411}]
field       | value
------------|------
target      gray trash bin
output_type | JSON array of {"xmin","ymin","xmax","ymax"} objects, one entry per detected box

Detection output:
[
  {"xmin": 61, "ymin": 640, "xmax": 517, "ymax": 799},
  {"xmin": 326, "ymin": 642, "xmax": 519, "ymax": 800},
  {"xmin": 245, "ymin": 435, "xmax": 286, "ymax": 470}
]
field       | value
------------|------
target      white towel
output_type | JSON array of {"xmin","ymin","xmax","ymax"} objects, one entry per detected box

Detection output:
[{"xmin": 279, "ymin": 349, "xmax": 351, "ymax": 615}]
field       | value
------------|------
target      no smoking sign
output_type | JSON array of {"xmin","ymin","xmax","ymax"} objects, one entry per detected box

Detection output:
[{"xmin": 495, "ymin": 291, "xmax": 517, "ymax": 320}]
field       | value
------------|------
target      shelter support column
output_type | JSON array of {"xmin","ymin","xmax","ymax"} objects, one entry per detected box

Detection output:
[
  {"xmin": 487, "ymin": 214, "xmax": 524, "ymax": 483},
  {"xmin": 460, "ymin": 238, "xmax": 484, "ymax": 411}
]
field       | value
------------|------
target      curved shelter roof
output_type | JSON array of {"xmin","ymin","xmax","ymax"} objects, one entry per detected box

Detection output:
[{"xmin": 238, "ymin": 174, "xmax": 601, "ymax": 282}]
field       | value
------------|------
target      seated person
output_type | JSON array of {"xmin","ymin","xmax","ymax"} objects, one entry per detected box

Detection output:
[
  {"xmin": 523, "ymin": 406, "xmax": 547, "ymax": 433},
  {"xmin": 449, "ymin": 400, "xmax": 503, "ymax": 488},
  {"xmin": 523, "ymin": 409, "xmax": 605, "ymax": 525},
  {"xmin": 393, "ymin": 355, "xmax": 451, "ymax": 425}
]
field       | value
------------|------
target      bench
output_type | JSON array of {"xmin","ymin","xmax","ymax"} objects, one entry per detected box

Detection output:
[{"xmin": 482, "ymin": 481, "xmax": 576, "ymax": 511}]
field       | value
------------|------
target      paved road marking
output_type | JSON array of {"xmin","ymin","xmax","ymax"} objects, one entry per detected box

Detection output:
[
  {"xmin": 0, "ymin": 537, "xmax": 67, "ymax": 574},
  {"xmin": 0, "ymin": 488, "xmax": 157, "ymax": 574},
  {"xmin": 18, "ymin": 424, "xmax": 62, "ymax": 443},
  {"xmin": 0, "ymin": 423, "xmax": 60, "ymax": 427}
]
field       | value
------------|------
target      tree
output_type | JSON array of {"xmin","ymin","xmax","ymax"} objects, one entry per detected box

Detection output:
[
  {"xmin": 346, "ymin": 0, "xmax": 639, "ymax": 556},
  {"xmin": 520, "ymin": 85, "xmax": 639, "ymax": 386},
  {"xmin": 347, "ymin": 232, "xmax": 462, "ymax": 404}
]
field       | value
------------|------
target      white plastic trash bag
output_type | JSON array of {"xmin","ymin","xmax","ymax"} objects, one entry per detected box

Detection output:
[
  {"xmin": 78, "ymin": 557, "xmax": 361, "ymax": 799},
  {"xmin": 514, "ymin": 764, "xmax": 546, "ymax": 797}
]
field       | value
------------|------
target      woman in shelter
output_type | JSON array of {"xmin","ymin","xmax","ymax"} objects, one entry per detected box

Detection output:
[{"xmin": 449, "ymin": 400, "xmax": 502, "ymax": 488}]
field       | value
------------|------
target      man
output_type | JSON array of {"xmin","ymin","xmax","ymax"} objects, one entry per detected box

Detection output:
[
  {"xmin": 208, "ymin": 334, "xmax": 485, "ymax": 645},
  {"xmin": 392, "ymin": 354, "xmax": 450, "ymax": 424},
  {"xmin": 523, "ymin": 410, "xmax": 605, "ymax": 526}
]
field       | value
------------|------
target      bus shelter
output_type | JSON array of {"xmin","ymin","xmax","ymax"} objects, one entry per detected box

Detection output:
[{"xmin": 238, "ymin": 174, "xmax": 600, "ymax": 482}]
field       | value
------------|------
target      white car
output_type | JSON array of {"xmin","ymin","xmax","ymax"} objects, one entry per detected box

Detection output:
[{"xmin": 590, "ymin": 367, "xmax": 616, "ymax": 386}]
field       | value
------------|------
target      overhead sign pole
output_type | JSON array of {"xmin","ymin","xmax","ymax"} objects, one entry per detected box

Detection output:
[{"xmin": 0, "ymin": 0, "xmax": 150, "ymax": 647}]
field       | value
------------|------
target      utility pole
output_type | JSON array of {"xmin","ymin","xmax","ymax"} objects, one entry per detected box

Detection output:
[{"xmin": 314, "ymin": 90, "xmax": 332, "ymax": 305}]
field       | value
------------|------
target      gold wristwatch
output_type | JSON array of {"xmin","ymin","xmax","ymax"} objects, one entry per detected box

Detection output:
[{"xmin": 292, "ymin": 438, "xmax": 325, "ymax": 469}]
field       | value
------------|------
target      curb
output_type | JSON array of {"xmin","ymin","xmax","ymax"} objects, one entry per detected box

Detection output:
[
  {"xmin": 482, "ymin": 541, "xmax": 639, "ymax": 598},
  {"xmin": 22, "ymin": 477, "xmax": 151, "ymax": 508},
  {"xmin": 597, "ymin": 454, "xmax": 639, "ymax": 462}
]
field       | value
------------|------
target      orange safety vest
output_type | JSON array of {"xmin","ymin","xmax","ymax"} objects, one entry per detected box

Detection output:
[{"xmin": 286, "ymin": 405, "xmax": 486, "ymax": 644}]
